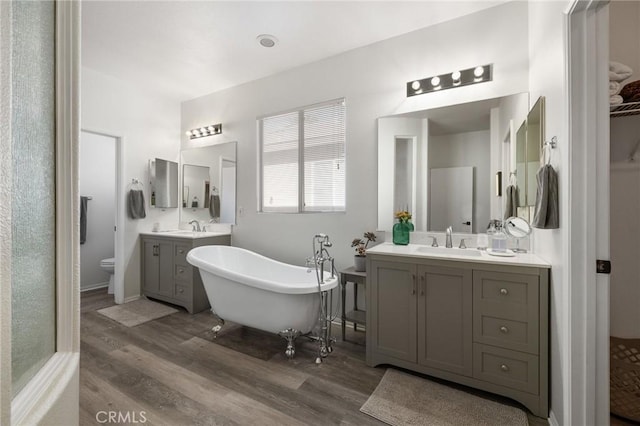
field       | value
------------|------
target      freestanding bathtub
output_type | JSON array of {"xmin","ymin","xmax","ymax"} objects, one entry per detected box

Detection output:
[{"xmin": 186, "ymin": 245, "xmax": 338, "ymax": 358}]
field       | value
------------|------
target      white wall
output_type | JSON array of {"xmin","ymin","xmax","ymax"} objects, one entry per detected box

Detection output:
[
  {"xmin": 80, "ymin": 132, "xmax": 116, "ymax": 290},
  {"xmin": 610, "ymin": 1, "xmax": 640, "ymax": 85},
  {"xmin": 181, "ymin": 1, "xmax": 530, "ymax": 270},
  {"xmin": 528, "ymin": 1, "xmax": 571, "ymax": 424},
  {"xmin": 429, "ymin": 130, "xmax": 491, "ymax": 233},
  {"xmin": 82, "ymin": 68, "xmax": 181, "ymax": 300}
]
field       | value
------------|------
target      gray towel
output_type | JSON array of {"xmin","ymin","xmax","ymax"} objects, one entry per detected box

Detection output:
[
  {"xmin": 532, "ymin": 164, "xmax": 559, "ymax": 229},
  {"xmin": 80, "ymin": 196, "xmax": 89, "ymax": 244},
  {"xmin": 504, "ymin": 185, "xmax": 519, "ymax": 220},
  {"xmin": 128, "ymin": 189, "xmax": 146, "ymax": 219},
  {"xmin": 209, "ymin": 194, "xmax": 220, "ymax": 219}
]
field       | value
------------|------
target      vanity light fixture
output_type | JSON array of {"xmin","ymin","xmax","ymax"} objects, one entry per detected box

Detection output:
[
  {"xmin": 407, "ymin": 64, "xmax": 493, "ymax": 97},
  {"xmin": 186, "ymin": 123, "xmax": 222, "ymax": 140}
]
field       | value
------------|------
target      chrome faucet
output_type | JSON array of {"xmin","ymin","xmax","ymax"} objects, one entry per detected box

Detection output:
[
  {"xmin": 311, "ymin": 234, "xmax": 335, "ymax": 284},
  {"xmin": 189, "ymin": 220, "xmax": 201, "ymax": 232},
  {"xmin": 446, "ymin": 226, "xmax": 453, "ymax": 248}
]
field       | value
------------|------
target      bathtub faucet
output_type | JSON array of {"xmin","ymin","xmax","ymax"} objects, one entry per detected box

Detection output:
[{"xmin": 312, "ymin": 234, "xmax": 335, "ymax": 283}]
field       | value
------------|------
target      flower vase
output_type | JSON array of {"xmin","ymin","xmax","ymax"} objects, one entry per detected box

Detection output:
[
  {"xmin": 393, "ymin": 220, "xmax": 412, "ymax": 245},
  {"xmin": 354, "ymin": 255, "xmax": 366, "ymax": 272}
]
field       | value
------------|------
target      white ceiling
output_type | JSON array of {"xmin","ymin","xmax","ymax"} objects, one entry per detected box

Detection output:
[{"xmin": 82, "ymin": 1, "xmax": 505, "ymax": 102}]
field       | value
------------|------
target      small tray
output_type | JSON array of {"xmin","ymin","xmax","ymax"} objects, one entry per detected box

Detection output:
[{"xmin": 486, "ymin": 248, "xmax": 516, "ymax": 257}]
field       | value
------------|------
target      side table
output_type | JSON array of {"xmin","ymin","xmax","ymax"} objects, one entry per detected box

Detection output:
[{"xmin": 339, "ymin": 266, "xmax": 367, "ymax": 342}]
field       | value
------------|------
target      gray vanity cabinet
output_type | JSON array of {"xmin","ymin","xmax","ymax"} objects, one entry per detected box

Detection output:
[
  {"xmin": 418, "ymin": 266, "xmax": 472, "ymax": 377},
  {"xmin": 368, "ymin": 261, "xmax": 472, "ymax": 376},
  {"xmin": 367, "ymin": 254, "xmax": 549, "ymax": 417},
  {"xmin": 367, "ymin": 260, "xmax": 418, "ymax": 363},
  {"xmin": 141, "ymin": 234, "xmax": 230, "ymax": 314}
]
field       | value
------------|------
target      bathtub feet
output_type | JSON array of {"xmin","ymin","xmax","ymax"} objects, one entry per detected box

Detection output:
[
  {"xmin": 211, "ymin": 318, "xmax": 225, "ymax": 338},
  {"xmin": 278, "ymin": 328, "xmax": 300, "ymax": 360}
]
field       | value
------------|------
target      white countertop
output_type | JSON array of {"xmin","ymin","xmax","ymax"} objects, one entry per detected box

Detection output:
[
  {"xmin": 139, "ymin": 230, "xmax": 231, "ymax": 239},
  {"xmin": 367, "ymin": 243, "xmax": 551, "ymax": 269}
]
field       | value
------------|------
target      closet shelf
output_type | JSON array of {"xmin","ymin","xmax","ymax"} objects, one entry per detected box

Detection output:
[{"xmin": 610, "ymin": 101, "xmax": 640, "ymax": 118}]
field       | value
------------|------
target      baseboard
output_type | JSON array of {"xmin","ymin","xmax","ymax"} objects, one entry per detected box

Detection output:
[
  {"xmin": 548, "ymin": 410, "xmax": 558, "ymax": 426},
  {"xmin": 122, "ymin": 295, "xmax": 141, "ymax": 304},
  {"xmin": 80, "ymin": 282, "xmax": 108, "ymax": 292}
]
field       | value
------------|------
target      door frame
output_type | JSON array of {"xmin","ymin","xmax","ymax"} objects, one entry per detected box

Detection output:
[
  {"xmin": 566, "ymin": 1, "xmax": 610, "ymax": 424},
  {"xmin": 81, "ymin": 129, "xmax": 125, "ymax": 304}
]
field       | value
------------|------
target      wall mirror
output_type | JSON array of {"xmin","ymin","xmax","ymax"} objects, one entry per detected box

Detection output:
[
  {"xmin": 514, "ymin": 96, "xmax": 544, "ymax": 219},
  {"xmin": 377, "ymin": 93, "xmax": 529, "ymax": 233},
  {"xmin": 180, "ymin": 141, "xmax": 237, "ymax": 225},
  {"xmin": 149, "ymin": 158, "xmax": 179, "ymax": 208}
]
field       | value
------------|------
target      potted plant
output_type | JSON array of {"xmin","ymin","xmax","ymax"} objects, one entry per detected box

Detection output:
[{"xmin": 351, "ymin": 232, "xmax": 377, "ymax": 272}]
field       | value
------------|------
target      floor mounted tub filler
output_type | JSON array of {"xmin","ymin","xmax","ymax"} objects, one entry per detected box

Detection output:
[{"xmin": 187, "ymin": 237, "xmax": 338, "ymax": 362}]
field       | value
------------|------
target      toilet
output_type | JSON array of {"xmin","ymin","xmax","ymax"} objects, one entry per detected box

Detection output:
[{"xmin": 99, "ymin": 257, "xmax": 115, "ymax": 294}]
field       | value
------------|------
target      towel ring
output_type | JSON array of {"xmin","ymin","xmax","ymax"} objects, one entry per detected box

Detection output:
[{"xmin": 128, "ymin": 178, "xmax": 144, "ymax": 190}]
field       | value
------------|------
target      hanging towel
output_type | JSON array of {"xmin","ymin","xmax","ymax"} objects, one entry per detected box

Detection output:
[
  {"xmin": 503, "ymin": 185, "xmax": 519, "ymax": 220},
  {"xmin": 532, "ymin": 164, "xmax": 559, "ymax": 229},
  {"xmin": 80, "ymin": 196, "xmax": 89, "ymax": 244},
  {"xmin": 209, "ymin": 194, "xmax": 220, "ymax": 219},
  {"xmin": 128, "ymin": 189, "xmax": 146, "ymax": 219}
]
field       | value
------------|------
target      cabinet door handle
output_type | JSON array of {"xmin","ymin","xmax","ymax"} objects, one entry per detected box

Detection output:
[
  {"xmin": 177, "ymin": 287, "xmax": 184, "ymax": 294},
  {"xmin": 178, "ymin": 268, "xmax": 184, "ymax": 273},
  {"xmin": 500, "ymin": 364, "xmax": 510, "ymax": 372},
  {"xmin": 420, "ymin": 275, "xmax": 425, "ymax": 296},
  {"xmin": 411, "ymin": 274, "xmax": 416, "ymax": 295},
  {"xmin": 178, "ymin": 249, "xmax": 184, "ymax": 254},
  {"xmin": 500, "ymin": 288, "xmax": 508, "ymax": 295},
  {"xmin": 500, "ymin": 326, "xmax": 509, "ymax": 334},
  {"xmin": 153, "ymin": 245, "xmax": 159, "ymax": 256}
]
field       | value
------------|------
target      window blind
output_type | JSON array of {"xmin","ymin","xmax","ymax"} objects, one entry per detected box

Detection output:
[{"xmin": 260, "ymin": 99, "xmax": 346, "ymax": 213}]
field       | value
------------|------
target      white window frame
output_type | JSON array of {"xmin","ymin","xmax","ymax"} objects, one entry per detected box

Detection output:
[
  {"xmin": 258, "ymin": 98, "xmax": 346, "ymax": 213},
  {"xmin": 0, "ymin": 2, "xmax": 80, "ymax": 424}
]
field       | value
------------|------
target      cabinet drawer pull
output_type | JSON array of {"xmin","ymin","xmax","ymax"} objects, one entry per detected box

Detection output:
[
  {"xmin": 500, "ymin": 326, "xmax": 509, "ymax": 334},
  {"xmin": 420, "ymin": 275, "xmax": 425, "ymax": 296},
  {"xmin": 500, "ymin": 288, "xmax": 508, "ymax": 295},
  {"xmin": 500, "ymin": 364, "xmax": 510, "ymax": 372},
  {"xmin": 178, "ymin": 287, "xmax": 184, "ymax": 294}
]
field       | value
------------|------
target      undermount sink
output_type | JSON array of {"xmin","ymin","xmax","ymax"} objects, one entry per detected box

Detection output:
[{"xmin": 415, "ymin": 246, "xmax": 482, "ymax": 257}]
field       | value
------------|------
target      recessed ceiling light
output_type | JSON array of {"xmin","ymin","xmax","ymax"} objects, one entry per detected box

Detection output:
[{"xmin": 257, "ymin": 34, "xmax": 277, "ymax": 48}]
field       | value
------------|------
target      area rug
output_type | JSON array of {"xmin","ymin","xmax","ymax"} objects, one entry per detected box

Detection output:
[
  {"xmin": 360, "ymin": 368, "xmax": 529, "ymax": 426},
  {"xmin": 97, "ymin": 298, "xmax": 178, "ymax": 327}
]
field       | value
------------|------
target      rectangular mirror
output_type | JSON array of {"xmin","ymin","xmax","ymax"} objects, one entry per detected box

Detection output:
[
  {"xmin": 514, "ymin": 96, "xmax": 545, "ymax": 220},
  {"xmin": 149, "ymin": 158, "xmax": 179, "ymax": 208},
  {"xmin": 377, "ymin": 93, "xmax": 529, "ymax": 233},
  {"xmin": 180, "ymin": 141, "xmax": 237, "ymax": 225}
]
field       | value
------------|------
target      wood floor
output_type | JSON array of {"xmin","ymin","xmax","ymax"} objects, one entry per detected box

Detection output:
[{"xmin": 80, "ymin": 289, "xmax": 548, "ymax": 425}]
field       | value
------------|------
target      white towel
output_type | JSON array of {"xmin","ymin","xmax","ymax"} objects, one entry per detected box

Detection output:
[
  {"xmin": 610, "ymin": 61, "xmax": 633, "ymax": 82},
  {"xmin": 610, "ymin": 94, "xmax": 623, "ymax": 105},
  {"xmin": 610, "ymin": 81, "xmax": 622, "ymax": 96}
]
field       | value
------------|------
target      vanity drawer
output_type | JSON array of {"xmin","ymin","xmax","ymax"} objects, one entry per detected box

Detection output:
[
  {"xmin": 173, "ymin": 282, "xmax": 192, "ymax": 302},
  {"xmin": 174, "ymin": 264, "xmax": 192, "ymax": 282},
  {"xmin": 473, "ymin": 344, "xmax": 538, "ymax": 395},
  {"xmin": 174, "ymin": 244, "xmax": 190, "ymax": 265},
  {"xmin": 473, "ymin": 271, "xmax": 538, "ymax": 320},
  {"xmin": 475, "ymin": 315, "xmax": 538, "ymax": 354}
]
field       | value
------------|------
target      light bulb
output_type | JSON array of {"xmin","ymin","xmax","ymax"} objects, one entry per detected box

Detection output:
[
  {"xmin": 200, "ymin": 127, "xmax": 207, "ymax": 134},
  {"xmin": 451, "ymin": 71, "xmax": 461, "ymax": 81},
  {"xmin": 185, "ymin": 130, "xmax": 192, "ymax": 137},
  {"xmin": 474, "ymin": 66, "xmax": 484, "ymax": 78},
  {"xmin": 411, "ymin": 81, "xmax": 421, "ymax": 91},
  {"xmin": 431, "ymin": 76, "xmax": 440, "ymax": 87},
  {"xmin": 207, "ymin": 126, "xmax": 215, "ymax": 132}
]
